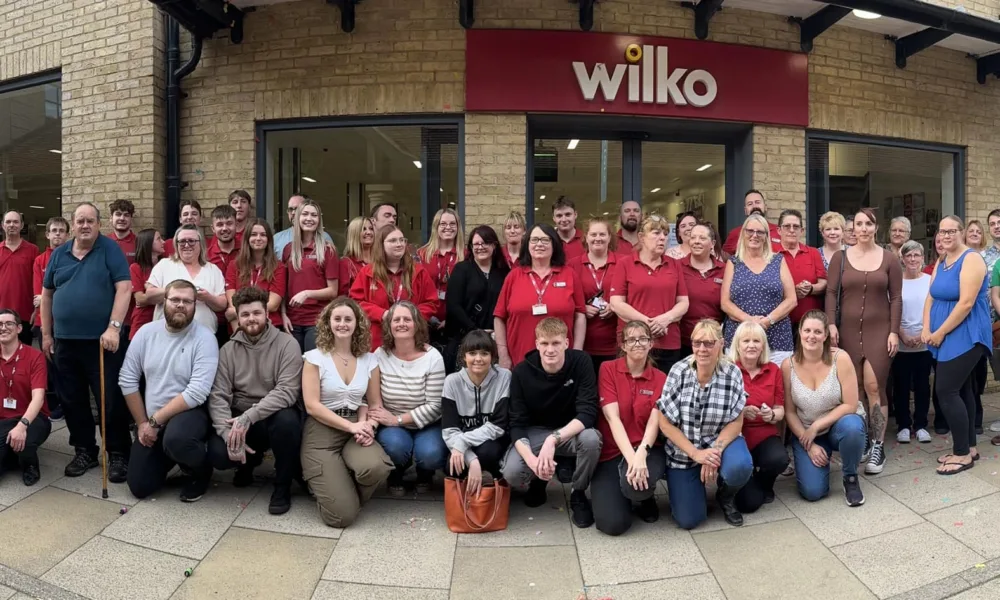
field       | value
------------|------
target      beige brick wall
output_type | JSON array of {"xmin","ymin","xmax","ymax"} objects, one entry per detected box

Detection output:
[
  {"xmin": 0, "ymin": 0, "xmax": 165, "ymax": 229},
  {"xmin": 464, "ymin": 114, "xmax": 526, "ymax": 231}
]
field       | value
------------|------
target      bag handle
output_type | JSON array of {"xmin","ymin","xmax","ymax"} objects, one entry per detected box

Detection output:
[{"xmin": 457, "ymin": 480, "xmax": 505, "ymax": 531}]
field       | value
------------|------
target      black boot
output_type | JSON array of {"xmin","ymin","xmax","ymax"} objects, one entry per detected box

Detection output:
[{"xmin": 716, "ymin": 482, "xmax": 744, "ymax": 527}]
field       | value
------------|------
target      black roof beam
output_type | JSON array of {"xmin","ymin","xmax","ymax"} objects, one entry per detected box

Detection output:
[
  {"xmin": 149, "ymin": 0, "xmax": 245, "ymax": 39},
  {"xmin": 893, "ymin": 28, "xmax": 953, "ymax": 68},
  {"xmin": 459, "ymin": 0, "xmax": 474, "ymax": 29},
  {"xmin": 576, "ymin": 0, "xmax": 595, "ymax": 32},
  {"xmin": 977, "ymin": 52, "xmax": 1000, "ymax": 84},
  {"xmin": 682, "ymin": 0, "xmax": 725, "ymax": 40},
  {"xmin": 789, "ymin": 6, "xmax": 851, "ymax": 53},
  {"xmin": 326, "ymin": 0, "xmax": 360, "ymax": 33}
]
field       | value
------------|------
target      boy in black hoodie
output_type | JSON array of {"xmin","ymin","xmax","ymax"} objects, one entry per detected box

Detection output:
[{"xmin": 501, "ymin": 318, "xmax": 601, "ymax": 528}]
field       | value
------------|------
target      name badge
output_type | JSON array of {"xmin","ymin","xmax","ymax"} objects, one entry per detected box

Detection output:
[
  {"xmin": 771, "ymin": 238, "xmax": 781, "ymax": 244},
  {"xmin": 370, "ymin": 283, "xmax": 378, "ymax": 290},
  {"xmin": 553, "ymin": 281, "xmax": 566, "ymax": 288},
  {"xmin": 639, "ymin": 389, "xmax": 654, "ymax": 396},
  {"xmin": 532, "ymin": 304, "xmax": 548, "ymax": 316},
  {"xmin": 713, "ymin": 278, "xmax": 724, "ymax": 284},
  {"xmin": 438, "ymin": 290, "xmax": 446, "ymax": 300},
  {"xmin": 2, "ymin": 398, "xmax": 15, "ymax": 410}
]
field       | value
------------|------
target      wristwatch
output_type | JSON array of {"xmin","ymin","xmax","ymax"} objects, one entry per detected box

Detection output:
[
  {"xmin": 550, "ymin": 430, "xmax": 562, "ymax": 444},
  {"xmin": 147, "ymin": 415, "xmax": 161, "ymax": 429},
  {"xmin": 19, "ymin": 417, "xmax": 29, "ymax": 427},
  {"xmin": 396, "ymin": 415, "xmax": 403, "ymax": 426},
  {"xmin": 643, "ymin": 443, "xmax": 652, "ymax": 452},
  {"xmin": 109, "ymin": 320, "xmax": 122, "ymax": 329}
]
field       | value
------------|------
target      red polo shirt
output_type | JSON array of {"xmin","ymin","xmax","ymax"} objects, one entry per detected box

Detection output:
[
  {"xmin": 32, "ymin": 248, "xmax": 54, "ymax": 327},
  {"xmin": 501, "ymin": 247, "xmax": 518, "ymax": 270},
  {"xmin": 678, "ymin": 255, "xmax": 726, "ymax": 348},
  {"xmin": 559, "ymin": 229, "xmax": 585, "ymax": 262},
  {"xmin": 597, "ymin": 358, "xmax": 667, "ymax": 462},
  {"xmin": 112, "ymin": 231, "xmax": 137, "ymax": 326},
  {"xmin": 569, "ymin": 252, "xmax": 618, "ymax": 356},
  {"xmin": 129, "ymin": 263, "xmax": 155, "ymax": 340},
  {"xmin": 418, "ymin": 247, "xmax": 459, "ymax": 322},
  {"xmin": 349, "ymin": 263, "xmax": 439, "ymax": 349},
  {"xmin": 739, "ymin": 362, "xmax": 784, "ymax": 451},
  {"xmin": 0, "ymin": 344, "xmax": 48, "ymax": 419},
  {"xmin": 225, "ymin": 261, "xmax": 287, "ymax": 327},
  {"xmin": 207, "ymin": 238, "xmax": 239, "ymax": 327},
  {"xmin": 282, "ymin": 242, "xmax": 339, "ymax": 327},
  {"xmin": 607, "ymin": 253, "xmax": 688, "ymax": 351},
  {"xmin": 923, "ymin": 263, "xmax": 935, "ymax": 275},
  {"xmin": 338, "ymin": 256, "xmax": 368, "ymax": 297},
  {"xmin": 493, "ymin": 265, "xmax": 585, "ymax": 365},
  {"xmin": 163, "ymin": 238, "xmax": 175, "ymax": 257},
  {"xmin": 0, "ymin": 240, "xmax": 39, "ymax": 325},
  {"xmin": 780, "ymin": 244, "xmax": 827, "ymax": 323},
  {"xmin": 615, "ymin": 231, "xmax": 636, "ymax": 257},
  {"xmin": 722, "ymin": 221, "xmax": 782, "ymax": 255}
]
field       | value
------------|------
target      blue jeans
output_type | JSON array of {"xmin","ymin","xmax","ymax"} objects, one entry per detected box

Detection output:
[
  {"xmin": 665, "ymin": 436, "xmax": 753, "ymax": 530},
  {"xmin": 291, "ymin": 325, "xmax": 316, "ymax": 353},
  {"xmin": 791, "ymin": 413, "xmax": 865, "ymax": 501},
  {"xmin": 375, "ymin": 424, "xmax": 448, "ymax": 483}
]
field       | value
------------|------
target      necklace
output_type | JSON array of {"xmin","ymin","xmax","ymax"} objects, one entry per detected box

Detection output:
[{"xmin": 332, "ymin": 352, "xmax": 352, "ymax": 366}]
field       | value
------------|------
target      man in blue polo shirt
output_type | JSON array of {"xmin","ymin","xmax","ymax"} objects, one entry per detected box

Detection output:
[{"xmin": 40, "ymin": 202, "xmax": 133, "ymax": 482}]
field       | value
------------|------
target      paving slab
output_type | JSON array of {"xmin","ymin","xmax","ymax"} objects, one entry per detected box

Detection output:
[
  {"xmin": 322, "ymin": 499, "xmax": 455, "ymax": 589},
  {"xmin": 949, "ymin": 578, "xmax": 1000, "ymax": 600},
  {"xmin": 831, "ymin": 522, "xmax": 983, "ymax": 598},
  {"xmin": 584, "ymin": 573, "xmax": 726, "ymax": 600},
  {"xmin": 871, "ymin": 466, "xmax": 997, "ymax": 514},
  {"xmin": 232, "ymin": 484, "xmax": 340, "ymax": 539},
  {"xmin": 925, "ymin": 492, "xmax": 1000, "ymax": 559},
  {"xmin": 43, "ymin": 536, "xmax": 189, "ymax": 600},
  {"xmin": 697, "ymin": 491, "xmax": 795, "ymax": 533},
  {"xmin": 573, "ymin": 496, "xmax": 708, "ymax": 586},
  {"xmin": 311, "ymin": 582, "xmax": 449, "ymax": 600},
  {"xmin": 0, "ymin": 449, "xmax": 66, "ymax": 506},
  {"xmin": 774, "ymin": 473, "xmax": 923, "ymax": 546},
  {"xmin": 695, "ymin": 518, "xmax": 875, "ymax": 600},
  {"xmin": 102, "ymin": 484, "xmax": 250, "ymax": 559},
  {"xmin": 171, "ymin": 528, "xmax": 334, "ymax": 600},
  {"xmin": 451, "ymin": 546, "xmax": 583, "ymax": 600},
  {"xmin": 0, "ymin": 488, "xmax": 119, "ymax": 576},
  {"xmin": 40, "ymin": 425, "xmax": 87, "ymax": 457},
  {"xmin": 0, "ymin": 585, "xmax": 13, "ymax": 600},
  {"xmin": 49, "ymin": 466, "xmax": 139, "ymax": 507},
  {"xmin": 866, "ymin": 445, "xmax": 933, "ymax": 477},
  {"xmin": 457, "ymin": 481, "xmax": 573, "ymax": 547}
]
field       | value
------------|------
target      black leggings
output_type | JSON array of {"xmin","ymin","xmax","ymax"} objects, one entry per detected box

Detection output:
[
  {"xmin": 936, "ymin": 345, "xmax": 986, "ymax": 456},
  {"xmin": 734, "ymin": 435, "xmax": 789, "ymax": 514}
]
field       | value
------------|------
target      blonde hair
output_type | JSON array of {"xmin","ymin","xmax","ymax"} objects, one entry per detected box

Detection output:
[
  {"xmin": 420, "ymin": 208, "xmax": 465, "ymax": 265},
  {"xmin": 818, "ymin": 211, "xmax": 846, "ymax": 232},
  {"xmin": 343, "ymin": 216, "xmax": 374, "ymax": 262},
  {"xmin": 736, "ymin": 214, "xmax": 774, "ymax": 262},
  {"xmin": 289, "ymin": 199, "xmax": 335, "ymax": 271},
  {"xmin": 727, "ymin": 321, "xmax": 771, "ymax": 366},
  {"xmin": 582, "ymin": 217, "xmax": 618, "ymax": 253},
  {"xmin": 966, "ymin": 219, "xmax": 987, "ymax": 251},
  {"xmin": 503, "ymin": 211, "xmax": 526, "ymax": 243},
  {"xmin": 171, "ymin": 224, "xmax": 207, "ymax": 266},
  {"xmin": 535, "ymin": 317, "xmax": 568, "ymax": 339},
  {"xmin": 686, "ymin": 319, "xmax": 726, "ymax": 369}
]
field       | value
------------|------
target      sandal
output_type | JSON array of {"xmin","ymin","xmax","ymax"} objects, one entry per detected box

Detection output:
[
  {"xmin": 937, "ymin": 460, "xmax": 975, "ymax": 476},
  {"xmin": 938, "ymin": 452, "xmax": 980, "ymax": 464}
]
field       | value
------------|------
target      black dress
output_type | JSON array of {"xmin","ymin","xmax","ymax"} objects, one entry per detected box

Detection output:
[{"xmin": 444, "ymin": 261, "xmax": 509, "ymax": 372}]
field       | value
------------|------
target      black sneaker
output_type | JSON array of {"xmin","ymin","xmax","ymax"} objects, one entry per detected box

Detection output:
[
  {"xmin": 180, "ymin": 475, "xmax": 211, "ymax": 503},
  {"xmin": 861, "ymin": 433, "xmax": 873, "ymax": 464},
  {"xmin": 64, "ymin": 448, "xmax": 99, "ymax": 477},
  {"xmin": 864, "ymin": 442, "xmax": 886, "ymax": 475},
  {"xmin": 763, "ymin": 489, "xmax": 775, "ymax": 504},
  {"xmin": 555, "ymin": 461, "xmax": 575, "ymax": 485},
  {"xmin": 49, "ymin": 405, "xmax": 64, "ymax": 422},
  {"xmin": 22, "ymin": 462, "xmax": 41, "ymax": 486},
  {"xmin": 108, "ymin": 452, "xmax": 128, "ymax": 483},
  {"xmin": 570, "ymin": 490, "xmax": 594, "ymax": 528},
  {"xmin": 844, "ymin": 475, "xmax": 865, "ymax": 507},
  {"xmin": 523, "ymin": 478, "xmax": 548, "ymax": 508},
  {"xmin": 635, "ymin": 498, "xmax": 659, "ymax": 523},
  {"xmin": 268, "ymin": 485, "xmax": 292, "ymax": 515},
  {"xmin": 232, "ymin": 466, "xmax": 254, "ymax": 488}
]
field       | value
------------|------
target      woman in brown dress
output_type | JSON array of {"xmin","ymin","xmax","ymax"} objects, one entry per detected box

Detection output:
[{"xmin": 825, "ymin": 208, "xmax": 902, "ymax": 477}]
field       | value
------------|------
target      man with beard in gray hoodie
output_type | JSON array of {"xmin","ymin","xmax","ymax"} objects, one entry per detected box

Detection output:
[{"xmin": 208, "ymin": 286, "xmax": 302, "ymax": 515}]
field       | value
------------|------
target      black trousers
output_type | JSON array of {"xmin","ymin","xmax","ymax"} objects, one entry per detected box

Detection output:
[
  {"xmin": 54, "ymin": 338, "xmax": 131, "ymax": 454},
  {"xmin": 32, "ymin": 327, "xmax": 61, "ymax": 412},
  {"xmin": 974, "ymin": 353, "xmax": 987, "ymax": 429},
  {"xmin": 734, "ymin": 435, "xmax": 789, "ymax": 514},
  {"xmin": 454, "ymin": 438, "xmax": 508, "ymax": 478},
  {"xmin": 892, "ymin": 351, "xmax": 933, "ymax": 432},
  {"xmin": 590, "ymin": 447, "xmax": 668, "ymax": 537},
  {"xmin": 650, "ymin": 349, "xmax": 682, "ymax": 375},
  {"xmin": 0, "ymin": 416, "xmax": 51, "ymax": 468},
  {"xmin": 590, "ymin": 355, "xmax": 616, "ymax": 378},
  {"xmin": 208, "ymin": 407, "xmax": 303, "ymax": 487},
  {"xmin": 127, "ymin": 408, "xmax": 212, "ymax": 499},
  {"xmin": 936, "ymin": 345, "xmax": 986, "ymax": 456}
]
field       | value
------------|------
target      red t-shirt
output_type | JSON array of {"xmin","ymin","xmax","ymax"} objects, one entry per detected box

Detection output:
[
  {"xmin": 418, "ymin": 247, "xmax": 459, "ymax": 322},
  {"xmin": 501, "ymin": 247, "xmax": 518, "ymax": 270},
  {"xmin": 780, "ymin": 245, "xmax": 827, "ymax": 323},
  {"xmin": 597, "ymin": 358, "xmax": 667, "ymax": 462},
  {"xmin": 349, "ymin": 264, "xmax": 439, "ymax": 349},
  {"xmin": 0, "ymin": 240, "xmax": 39, "ymax": 326},
  {"xmin": 0, "ymin": 344, "xmax": 48, "ymax": 419},
  {"xmin": 559, "ymin": 229, "xmax": 585, "ymax": 262},
  {"xmin": 722, "ymin": 221, "xmax": 782, "ymax": 255},
  {"xmin": 923, "ymin": 263, "xmax": 935, "ymax": 275},
  {"xmin": 32, "ymin": 248, "xmax": 54, "ymax": 327},
  {"xmin": 113, "ymin": 231, "xmax": 137, "ymax": 325},
  {"xmin": 225, "ymin": 261, "xmax": 287, "ymax": 327},
  {"xmin": 129, "ymin": 263, "xmax": 155, "ymax": 340},
  {"xmin": 493, "ymin": 265, "xmax": 585, "ymax": 365},
  {"xmin": 569, "ymin": 252, "xmax": 619, "ymax": 356},
  {"xmin": 615, "ymin": 231, "xmax": 636, "ymax": 257},
  {"xmin": 339, "ymin": 256, "xmax": 368, "ymax": 297},
  {"xmin": 283, "ymin": 242, "xmax": 339, "ymax": 327},
  {"xmin": 607, "ymin": 253, "xmax": 689, "ymax": 350},
  {"xmin": 739, "ymin": 362, "xmax": 784, "ymax": 451},
  {"xmin": 163, "ymin": 238, "xmax": 175, "ymax": 257},
  {"xmin": 678, "ymin": 255, "xmax": 726, "ymax": 348}
]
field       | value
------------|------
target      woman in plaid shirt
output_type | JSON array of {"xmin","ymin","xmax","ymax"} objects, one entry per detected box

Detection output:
[{"xmin": 656, "ymin": 319, "xmax": 754, "ymax": 529}]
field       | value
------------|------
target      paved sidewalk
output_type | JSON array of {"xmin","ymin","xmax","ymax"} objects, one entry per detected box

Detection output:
[{"xmin": 5, "ymin": 397, "xmax": 1000, "ymax": 600}]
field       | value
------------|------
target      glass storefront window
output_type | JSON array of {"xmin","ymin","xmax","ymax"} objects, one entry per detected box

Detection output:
[
  {"xmin": 641, "ymin": 142, "xmax": 725, "ymax": 243},
  {"xmin": 262, "ymin": 123, "xmax": 460, "ymax": 249},
  {"xmin": 533, "ymin": 139, "xmax": 623, "ymax": 221},
  {"xmin": 0, "ymin": 77, "xmax": 62, "ymax": 246}
]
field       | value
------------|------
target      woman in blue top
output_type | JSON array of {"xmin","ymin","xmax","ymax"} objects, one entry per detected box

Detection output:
[{"xmin": 924, "ymin": 215, "xmax": 992, "ymax": 476}]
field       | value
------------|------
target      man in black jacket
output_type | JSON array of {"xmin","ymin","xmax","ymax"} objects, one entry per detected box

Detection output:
[{"xmin": 501, "ymin": 317, "xmax": 601, "ymax": 528}]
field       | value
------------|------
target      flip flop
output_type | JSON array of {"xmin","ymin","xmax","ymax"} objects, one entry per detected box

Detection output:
[
  {"xmin": 938, "ymin": 453, "xmax": 980, "ymax": 464},
  {"xmin": 937, "ymin": 461, "xmax": 975, "ymax": 476}
]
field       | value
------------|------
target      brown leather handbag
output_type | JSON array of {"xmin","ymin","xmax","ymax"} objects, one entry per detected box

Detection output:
[{"xmin": 444, "ymin": 477, "xmax": 510, "ymax": 533}]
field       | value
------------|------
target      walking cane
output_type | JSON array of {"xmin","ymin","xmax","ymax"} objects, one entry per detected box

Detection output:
[{"xmin": 99, "ymin": 342, "xmax": 109, "ymax": 499}]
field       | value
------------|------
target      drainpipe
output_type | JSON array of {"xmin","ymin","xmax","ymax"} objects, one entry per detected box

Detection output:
[{"xmin": 165, "ymin": 16, "xmax": 203, "ymax": 237}]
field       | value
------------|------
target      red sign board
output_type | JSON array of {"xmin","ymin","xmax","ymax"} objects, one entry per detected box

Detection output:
[{"xmin": 466, "ymin": 29, "xmax": 809, "ymax": 127}]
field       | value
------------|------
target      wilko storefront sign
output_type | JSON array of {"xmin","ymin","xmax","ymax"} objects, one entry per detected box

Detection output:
[{"xmin": 466, "ymin": 30, "xmax": 808, "ymax": 127}]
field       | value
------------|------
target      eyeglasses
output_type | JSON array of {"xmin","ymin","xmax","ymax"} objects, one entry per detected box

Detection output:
[
  {"xmin": 0, "ymin": 322, "xmax": 18, "ymax": 330},
  {"xmin": 177, "ymin": 239, "xmax": 200, "ymax": 247},
  {"xmin": 439, "ymin": 223, "xmax": 457, "ymax": 230},
  {"xmin": 624, "ymin": 337, "xmax": 651, "ymax": 347},
  {"xmin": 385, "ymin": 237, "xmax": 407, "ymax": 245},
  {"xmin": 745, "ymin": 229, "xmax": 768, "ymax": 238},
  {"xmin": 529, "ymin": 237, "xmax": 552, "ymax": 247},
  {"xmin": 166, "ymin": 298, "xmax": 195, "ymax": 307},
  {"xmin": 471, "ymin": 242, "xmax": 492, "ymax": 249},
  {"xmin": 691, "ymin": 339, "xmax": 717, "ymax": 349},
  {"xmin": 780, "ymin": 223, "xmax": 802, "ymax": 231},
  {"xmin": 939, "ymin": 229, "xmax": 960, "ymax": 237}
]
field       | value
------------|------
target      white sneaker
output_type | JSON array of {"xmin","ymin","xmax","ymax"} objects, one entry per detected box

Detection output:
[
  {"xmin": 916, "ymin": 429, "xmax": 932, "ymax": 443},
  {"xmin": 896, "ymin": 429, "xmax": 911, "ymax": 444}
]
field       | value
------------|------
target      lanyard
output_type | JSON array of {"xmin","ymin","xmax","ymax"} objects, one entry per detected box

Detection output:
[
  {"xmin": 388, "ymin": 273, "xmax": 404, "ymax": 302},
  {"xmin": 1, "ymin": 344, "xmax": 22, "ymax": 399},
  {"xmin": 587, "ymin": 263, "xmax": 607, "ymax": 294},
  {"xmin": 250, "ymin": 266, "xmax": 262, "ymax": 288},
  {"xmin": 435, "ymin": 252, "xmax": 456, "ymax": 286},
  {"xmin": 529, "ymin": 271, "xmax": 552, "ymax": 304}
]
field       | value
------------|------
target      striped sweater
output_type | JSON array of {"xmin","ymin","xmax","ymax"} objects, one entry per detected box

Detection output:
[{"xmin": 374, "ymin": 346, "xmax": 447, "ymax": 429}]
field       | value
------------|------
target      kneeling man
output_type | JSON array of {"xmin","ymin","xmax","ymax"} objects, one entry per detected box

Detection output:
[
  {"xmin": 208, "ymin": 287, "xmax": 303, "ymax": 515},
  {"xmin": 501, "ymin": 317, "xmax": 602, "ymax": 528},
  {"xmin": 0, "ymin": 309, "xmax": 51, "ymax": 486},
  {"xmin": 119, "ymin": 280, "xmax": 219, "ymax": 501}
]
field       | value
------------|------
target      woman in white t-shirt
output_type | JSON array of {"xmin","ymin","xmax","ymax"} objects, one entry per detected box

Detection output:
[
  {"xmin": 300, "ymin": 297, "xmax": 393, "ymax": 528},
  {"xmin": 146, "ymin": 225, "xmax": 227, "ymax": 333},
  {"xmin": 893, "ymin": 240, "xmax": 933, "ymax": 444}
]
